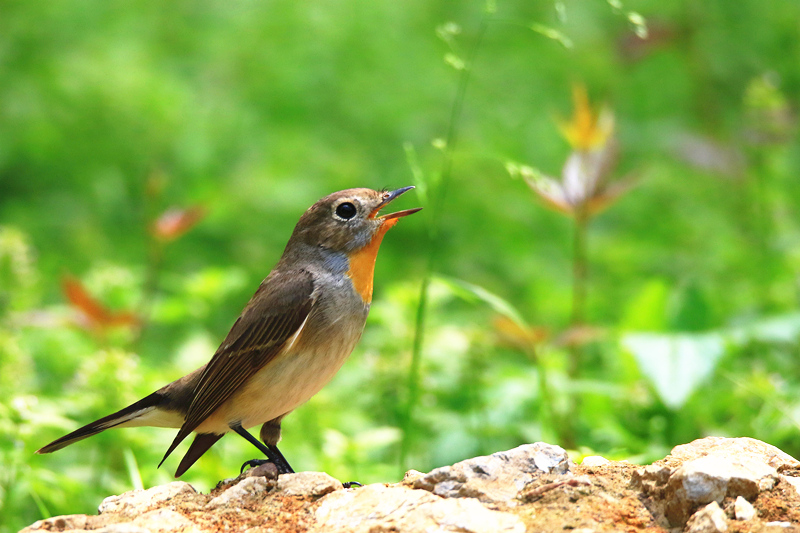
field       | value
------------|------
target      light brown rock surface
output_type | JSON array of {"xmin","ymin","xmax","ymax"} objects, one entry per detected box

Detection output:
[
  {"xmin": 314, "ymin": 483, "xmax": 525, "ymax": 533},
  {"xmin": 412, "ymin": 442, "xmax": 570, "ymax": 503},
  {"xmin": 21, "ymin": 437, "xmax": 800, "ymax": 533}
]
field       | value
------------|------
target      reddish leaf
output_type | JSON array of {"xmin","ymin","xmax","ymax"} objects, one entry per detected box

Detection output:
[
  {"xmin": 152, "ymin": 206, "xmax": 206, "ymax": 242},
  {"xmin": 62, "ymin": 276, "xmax": 138, "ymax": 330}
]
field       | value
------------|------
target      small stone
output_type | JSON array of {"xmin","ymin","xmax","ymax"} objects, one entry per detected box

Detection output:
[
  {"xmin": 780, "ymin": 475, "xmax": 800, "ymax": 494},
  {"xmin": 98, "ymin": 482, "xmax": 196, "ymax": 517},
  {"xmin": 733, "ymin": 496, "xmax": 755, "ymax": 521},
  {"xmin": 402, "ymin": 469, "xmax": 425, "ymax": 485},
  {"xmin": 676, "ymin": 457, "xmax": 731, "ymax": 501},
  {"xmin": 246, "ymin": 462, "xmax": 279, "ymax": 479},
  {"xmin": 581, "ymin": 456, "xmax": 610, "ymax": 467},
  {"xmin": 685, "ymin": 501, "xmax": 728, "ymax": 533},
  {"xmin": 413, "ymin": 442, "xmax": 571, "ymax": 503},
  {"xmin": 664, "ymin": 455, "xmax": 778, "ymax": 525},
  {"xmin": 206, "ymin": 476, "xmax": 270, "ymax": 509},
  {"xmin": 277, "ymin": 472, "xmax": 343, "ymax": 497}
]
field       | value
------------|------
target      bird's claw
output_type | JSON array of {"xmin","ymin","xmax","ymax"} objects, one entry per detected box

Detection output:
[
  {"xmin": 240, "ymin": 458, "xmax": 271, "ymax": 474},
  {"xmin": 342, "ymin": 481, "xmax": 363, "ymax": 489}
]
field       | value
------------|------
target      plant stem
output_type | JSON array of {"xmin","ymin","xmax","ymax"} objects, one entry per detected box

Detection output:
[
  {"xmin": 562, "ymin": 209, "xmax": 589, "ymax": 449},
  {"xmin": 571, "ymin": 210, "xmax": 588, "ymax": 330},
  {"xmin": 399, "ymin": 15, "xmax": 489, "ymax": 473}
]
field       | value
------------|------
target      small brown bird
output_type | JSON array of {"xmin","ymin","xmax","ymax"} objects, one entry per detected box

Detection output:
[{"xmin": 38, "ymin": 187, "xmax": 421, "ymax": 477}]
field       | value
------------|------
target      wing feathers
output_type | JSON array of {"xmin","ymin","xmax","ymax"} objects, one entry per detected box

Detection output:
[{"xmin": 160, "ymin": 269, "xmax": 315, "ymax": 469}]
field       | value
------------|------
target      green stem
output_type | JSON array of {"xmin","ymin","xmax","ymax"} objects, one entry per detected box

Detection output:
[
  {"xmin": 131, "ymin": 239, "xmax": 164, "ymax": 346},
  {"xmin": 526, "ymin": 343, "xmax": 556, "ymax": 442},
  {"xmin": 571, "ymin": 210, "xmax": 588, "ymax": 329},
  {"xmin": 562, "ymin": 209, "xmax": 588, "ymax": 449},
  {"xmin": 399, "ymin": 15, "xmax": 489, "ymax": 473}
]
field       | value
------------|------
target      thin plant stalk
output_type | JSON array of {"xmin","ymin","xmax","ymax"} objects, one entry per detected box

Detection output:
[
  {"xmin": 399, "ymin": 15, "xmax": 489, "ymax": 473},
  {"xmin": 562, "ymin": 208, "xmax": 589, "ymax": 449},
  {"xmin": 570, "ymin": 208, "xmax": 589, "ymax": 335},
  {"xmin": 131, "ymin": 232, "xmax": 165, "ymax": 346}
]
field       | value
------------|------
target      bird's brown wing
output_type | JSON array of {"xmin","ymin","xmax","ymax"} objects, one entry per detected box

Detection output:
[{"xmin": 159, "ymin": 269, "xmax": 315, "ymax": 466}]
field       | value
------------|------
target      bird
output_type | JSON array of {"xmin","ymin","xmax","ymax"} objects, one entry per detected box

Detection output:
[{"xmin": 37, "ymin": 187, "xmax": 421, "ymax": 478}]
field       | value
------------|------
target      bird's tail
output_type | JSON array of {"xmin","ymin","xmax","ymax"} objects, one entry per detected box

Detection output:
[
  {"xmin": 174, "ymin": 433, "xmax": 223, "ymax": 478},
  {"xmin": 36, "ymin": 391, "xmax": 166, "ymax": 454}
]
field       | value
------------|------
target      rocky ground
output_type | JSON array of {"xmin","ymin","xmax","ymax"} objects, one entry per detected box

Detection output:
[{"xmin": 22, "ymin": 437, "xmax": 800, "ymax": 533}]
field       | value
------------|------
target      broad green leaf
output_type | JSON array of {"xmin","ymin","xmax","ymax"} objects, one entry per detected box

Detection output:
[
  {"xmin": 622, "ymin": 332, "xmax": 725, "ymax": 409},
  {"xmin": 620, "ymin": 280, "xmax": 669, "ymax": 331}
]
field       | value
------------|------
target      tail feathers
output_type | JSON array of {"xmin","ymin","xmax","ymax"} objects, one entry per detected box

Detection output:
[
  {"xmin": 174, "ymin": 433, "xmax": 223, "ymax": 478},
  {"xmin": 158, "ymin": 426, "xmax": 194, "ymax": 470},
  {"xmin": 37, "ymin": 392, "xmax": 164, "ymax": 454}
]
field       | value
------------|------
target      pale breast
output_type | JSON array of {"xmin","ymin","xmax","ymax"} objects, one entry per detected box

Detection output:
[{"xmin": 197, "ymin": 271, "xmax": 369, "ymax": 434}]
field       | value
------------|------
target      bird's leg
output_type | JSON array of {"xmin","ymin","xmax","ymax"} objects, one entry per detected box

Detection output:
[
  {"xmin": 236, "ymin": 418, "xmax": 361, "ymax": 487},
  {"xmin": 231, "ymin": 423, "xmax": 294, "ymax": 474}
]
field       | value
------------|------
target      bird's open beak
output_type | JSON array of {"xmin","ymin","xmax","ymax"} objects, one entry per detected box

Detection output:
[{"xmin": 370, "ymin": 186, "xmax": 423, "ymax": 220}]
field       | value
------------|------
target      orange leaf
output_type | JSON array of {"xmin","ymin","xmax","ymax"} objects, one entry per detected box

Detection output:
[
  {"xmin": 62, "ymin": 276, "xmax": 138, "ymax": 330},
  {"xmin": 152, "ymin": 206, "xmax": 206, "ymax": 242},
  {"xmin": 493, "ymin": 316, "xmax": 549, "ymax": 350}
]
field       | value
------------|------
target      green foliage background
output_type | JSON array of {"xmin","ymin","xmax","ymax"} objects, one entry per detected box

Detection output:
[{"xmin": 2, "ymin": 0, "xmax": 800, "ymax": 530}]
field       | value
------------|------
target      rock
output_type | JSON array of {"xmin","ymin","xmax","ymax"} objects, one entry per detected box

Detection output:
[
  {"xmin": 666, "ymin": 437, "xmax": 800, "ymax": 470},
  {"xmin": 94, "ymin": 525, "xmax": 152, "ymax": 533},
  {"xmin": 276, "ymin": 471, "xmax": 343, "ymax": 497},
  {"xmin": 24, "ymin": 514, "xmax": 104, "ymax": 531},
  {"xmin": 734, "ymin": 495, "xmax": 756, "ymax": 521},
  {"xmin": 781, "ymin": 474, "xmax": 800, "ymax": 495},
  {"xmin": 581, "ymin": 456, "xmax": 610, "ymax": 467},
  {"xmin": 664, "ymin": 454, "xmax": 778, "ymax": 525},
  {"xmin": 628, "ymin": 437, "xmax": 792, "ymax": 526},
  {"xmin": 630, "ymin": 464, "xmax": 671, "ymax": 492},
  {"xmin": 19, "ymin": 438, "xmax": 800, "ymax": 533},
  {"xmin": 131, "ymin": 509, "xmax": 200, "ymax": 532},
  {"xmin": 412, "ymin": 442, "xmax": 571, "ymax": 503},
  {"xmin": 98, "ymin": 482, "xmax": 197, "ymax": 517},
  {"xmin": 205, "ymin": 476, "xmax": 271, "ymax": 509},
  {"xmin": 402, "ymin": 469, "xmax": 426, "ymax": 485},
  {"xmin": 313, "ymin": 483, "xmax": 525, "ymax": 533},
  {"xmin": 245, "ymin": 462, "xmax": 279, "ymax": 479},
  {"xmin": 686, "ymin": 501, "xmax": 728, "ymax": 533}
]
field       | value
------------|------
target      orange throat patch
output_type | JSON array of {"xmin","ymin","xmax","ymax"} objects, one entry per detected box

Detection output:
[{"xmin": 346, "ymin": 219, "xmax": 398, "ymax": 304}]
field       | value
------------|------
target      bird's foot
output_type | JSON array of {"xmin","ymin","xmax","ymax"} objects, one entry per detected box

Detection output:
[
  {"xmin": 342, "ymin": 481, "xmax": 363, "ymax": 489},
  {"xmin": 241, "ymin": 458, "xmax": 269, "ymax": 474},
  {"xmin": 240, "ymin": 458, "xmax": 293, "ymax": 475}
]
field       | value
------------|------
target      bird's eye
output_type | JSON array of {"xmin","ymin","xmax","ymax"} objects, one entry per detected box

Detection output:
[{"xmin": 335, "ymin": 202, "xmax": 357, "ymax": 220}]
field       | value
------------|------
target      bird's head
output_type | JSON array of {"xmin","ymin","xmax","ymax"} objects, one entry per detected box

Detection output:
[{"xmin": 289, "ymin": 186, "xmax": 421, "ymax": 253}]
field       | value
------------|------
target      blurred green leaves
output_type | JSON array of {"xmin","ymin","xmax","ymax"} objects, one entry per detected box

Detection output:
[{"xmin": 2, "ymin": 0, "xmax": 800, "ymax": 532}]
